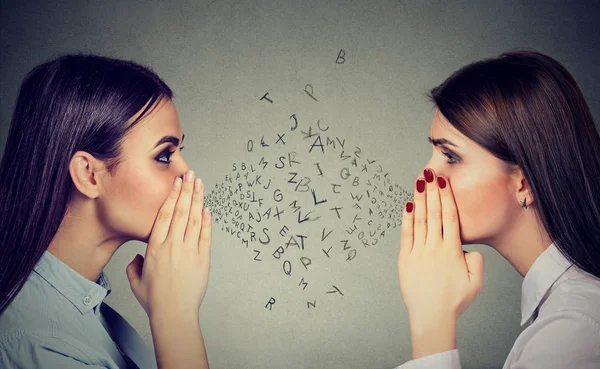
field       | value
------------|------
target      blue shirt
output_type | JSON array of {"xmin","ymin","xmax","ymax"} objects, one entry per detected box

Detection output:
[
  {"xmin": 0, "ymin": 251, "xmax": 157, "ymax": 369},
  {"xmin": 395, "ymin": 243, "xmax": 600, "ymax": 368}
]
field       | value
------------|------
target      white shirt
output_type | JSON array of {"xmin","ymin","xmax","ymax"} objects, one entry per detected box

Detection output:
[{"xmin": 395, "ymin": 243, "xmax": 600, "ymax": 369}]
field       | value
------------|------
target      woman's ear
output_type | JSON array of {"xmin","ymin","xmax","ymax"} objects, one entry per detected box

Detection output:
[
  {"xmin": 512, "ymin": 167, "xmax": 533, "ymax": 209},
  {"xmin": 68, "ymin": 151, "xmax": 104, "ymax": 199}
]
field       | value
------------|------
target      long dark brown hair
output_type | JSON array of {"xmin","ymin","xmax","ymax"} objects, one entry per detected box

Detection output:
[
  {"xmin": 429, "ymin": 49, "xmax": 600, "ymax": 278},
  {"xmin": 0, "ymin": 54, "xmax": 173, "ymax": 314}
]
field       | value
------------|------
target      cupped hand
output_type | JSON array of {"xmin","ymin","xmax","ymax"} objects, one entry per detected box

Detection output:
[
  {"xmin": 126, "ymin": 169, "xmax": 212, "ymax": 320},
  {"xmin": 398, "ymin": 168, "xmax": 484, "ymax": 332}
]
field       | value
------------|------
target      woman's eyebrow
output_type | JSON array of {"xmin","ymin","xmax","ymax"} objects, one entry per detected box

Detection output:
[
  {"xmin": 428, "ymin": 136, "xmax": 458, "ymax": 147},
  {"xmin": 154, "ymin": 133, "xmax": 185, "ymax": 148}
]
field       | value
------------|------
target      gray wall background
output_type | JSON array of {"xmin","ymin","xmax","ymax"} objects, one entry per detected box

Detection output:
[{"xmin": 1, "ymin": 1, "xmax": 599, "ymax": 368}]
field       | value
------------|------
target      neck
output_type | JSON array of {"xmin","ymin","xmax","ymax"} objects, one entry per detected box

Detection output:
[
  {"xmin": 485, "ymin": 206, "xmax": 553, "ymax": 277},
  {"xmin": 47, "ymin": 193, "xmax": 129, "ymax": 282}
]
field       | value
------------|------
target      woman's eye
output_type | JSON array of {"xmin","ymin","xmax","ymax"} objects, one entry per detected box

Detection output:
[
  {"xmin": 442, "ymin": 151, "xmax": 460, "ymax": 164},
  {"xmin": 157, "ymin": 149, "xmax": 176, "ymax": 164}
]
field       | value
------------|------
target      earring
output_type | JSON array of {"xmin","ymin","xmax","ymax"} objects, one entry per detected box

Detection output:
[{"xmin": 521, "ymin": 197, "xmax": 528, "ymax": 209}]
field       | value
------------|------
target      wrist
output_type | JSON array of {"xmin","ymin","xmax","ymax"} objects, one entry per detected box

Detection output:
[
  {"xmin": 149, "ymin": 306, "xmax": 200, "ymax": 327},
  {"xmin": 149, "ymin": 308, "xmax": 202, "ymax": 351},
  {"xmin": 408, "ymin": 315, "xmax": 457, "ymax": 360},
  {"xmin": 149, "ymin": 307, "xmax": 207, "ymax": 369}
]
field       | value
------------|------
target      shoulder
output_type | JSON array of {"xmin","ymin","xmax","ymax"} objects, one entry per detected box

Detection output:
[
  {"xmin": 541, "ymin": 266, "xmax": 600, "ymax": 324},
  {"xmin": 507, "ymin": 268, "xmax": 600, "ymax": 368},
  {"xmin": 0, "ymin": 271, "xmax": 59, "ymax": 341},
  {"xmin": 0, "ymin": 272, "xmax": 111, "ymax": 368},
  {"xmin": 0, "ymin": 301, "xmax": 114, "ymax": 369},
  {"xmin": 0, "ymin": 330, "xmax": 110, "ymax": 368},
  {"xmin": 508, "ymin": 310, "xmax": 600, "ymax": 368}
]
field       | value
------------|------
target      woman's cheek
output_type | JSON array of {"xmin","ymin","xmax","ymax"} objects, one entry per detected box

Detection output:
[
  {"xmin": 451, "ymin": 175, "xmax": 484, "ymax": 243},
  {"xmin": 452, "ymin": 175, "xmax": 510, "ymax": 244},
  {"xmin": 121, "ymin": 176, "xmax": 171, "ymax": 241},
  {"xmin": 143, "ymin": 179, "xmax": 174, "ymax": 222},
  {"xmin": 450, "ymin": 185, "xmax": 476, "ymax": 242}
]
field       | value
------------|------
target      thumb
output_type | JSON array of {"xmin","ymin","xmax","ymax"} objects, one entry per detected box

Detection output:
[
  {"xmin": 126, "ymin": 254, "xmax": 144, "ymax": 289},
  {"xmin": 464, "ymin": 251, "xmax": 485, "ymax": 293}
]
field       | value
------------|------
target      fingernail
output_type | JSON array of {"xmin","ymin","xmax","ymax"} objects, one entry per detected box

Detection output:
[
  {"xmin": 173, "ymin": 177, "xmax": 182, "ymax": 189},
  {"xmin": 437, "ymin": 176, "xmax": 447, "ymax": 189},
  {"xmin": 406, "ymin": 202, "xmax": 414, "ymax": 213},
  {"xmin": 424, "ymin": 169, "xmax": 434, "ymax": 183},
  {"xmin": 185, "ymin": 170, "xmax": 195, "ymax": 182},
  {"xmin": 416, "ymin": 179, "xmax": 426, "ymax": 193}
]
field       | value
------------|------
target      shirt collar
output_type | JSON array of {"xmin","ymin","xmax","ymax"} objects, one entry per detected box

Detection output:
[
  {"xmin": 33, "ymin": 251, "xmax": 112, "ymax": 315},
  {"xmin": 520, "ymin": 243, "xmax": 572, "ymax": 326}
]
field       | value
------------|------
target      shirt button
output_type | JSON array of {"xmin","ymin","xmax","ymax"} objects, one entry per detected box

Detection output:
[{"xmin": 82, "ymin": 296, "xmax": 92, "ymax": 305}]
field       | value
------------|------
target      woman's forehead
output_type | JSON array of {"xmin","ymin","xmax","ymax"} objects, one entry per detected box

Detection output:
[
  {"xmin": 132, "ymin": 101, "xmax": 181, "ymax": 135},
  {"xmin": 124, "ymin": 100, "xmax": 183, "ymax": 150},
  {"xmin": 430, "ymin": 109, "xmax": 464, "ymax": 142}
]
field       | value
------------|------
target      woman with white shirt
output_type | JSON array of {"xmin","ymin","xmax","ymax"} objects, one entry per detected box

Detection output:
[
  {"xmin": 396, "ymin": 49, "xmax": 600, "ymax": 368},
  {"xmin": 0, "ymin": 54, "xmax": 211, "ymax": 369}
]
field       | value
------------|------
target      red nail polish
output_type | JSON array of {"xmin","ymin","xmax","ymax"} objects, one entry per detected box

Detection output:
[
  {"xmin": 416, "ymin": 179, "xmax": 426, "ymax": 193},
  {"xmin": 406, "ymin": 202, "xmax": 414, "ymax": 213},
  {"xmin": 437, "ymin": 176, "xmax": 447, "ymax": 189},
  {"xmin": 424, "ymin": 169, "xmax": 434, "ymax": 183}
]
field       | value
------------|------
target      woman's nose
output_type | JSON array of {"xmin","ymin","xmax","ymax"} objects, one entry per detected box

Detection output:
[
  {"xmin": 423, "ymin": 156, "xmax": 443, "ymax": 178},
  {"xmin": 178, "ymin": 160, "xmax": 191, "ymax": 178}
]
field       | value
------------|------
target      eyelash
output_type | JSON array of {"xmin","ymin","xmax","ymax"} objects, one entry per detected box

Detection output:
[
  {"xmin": 441, "ymin": 150, "xmax": 460, "ymax": 164},
  {"xmin": 156, "ymin": 146, "xmax": 184, "ymax": 165}
]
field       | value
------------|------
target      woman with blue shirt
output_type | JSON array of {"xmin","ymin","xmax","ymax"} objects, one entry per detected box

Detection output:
[
  {"xmin": 396, "ymin": 50, "xmax": 600, "ymax": 368},
  {"xmin": 0, "ymin": 55, "xmax": 211, "ymax": 368}
]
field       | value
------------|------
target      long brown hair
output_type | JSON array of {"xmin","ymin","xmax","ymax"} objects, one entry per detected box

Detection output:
[
  {"xmin": 429, "ymin": 49, "xmax": 600, "ymax": 278},
  {"xmin": 0, "ymin": 54, "xmax": 173, "ymax": 314}
]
